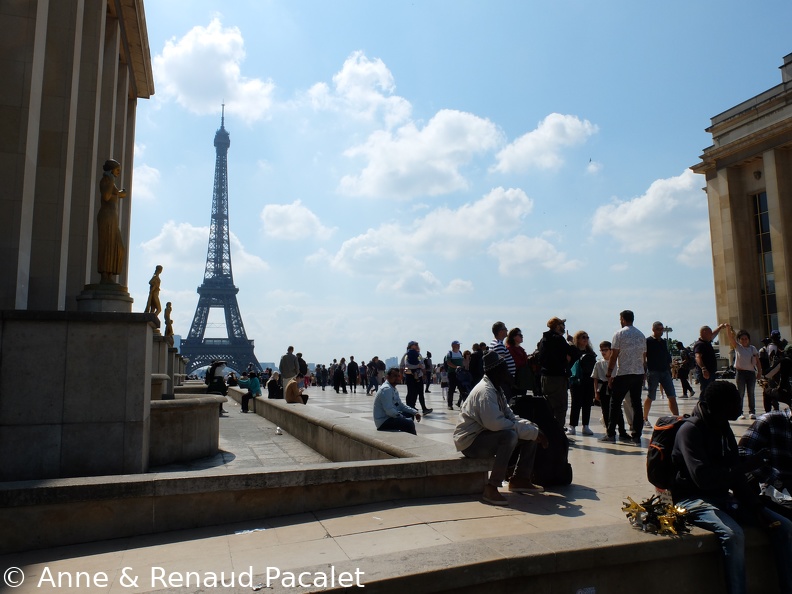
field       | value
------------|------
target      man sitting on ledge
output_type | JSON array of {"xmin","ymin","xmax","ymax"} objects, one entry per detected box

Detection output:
[
  {"xmin": 373, "ymin": 368, "xmax": 421, "ymax": 434},
  {"xmin": 285, "ymin": 374, "xmax": 308, "ymax": 404},
  {"xmin": 453, "ymin": 350, "xmax": 548, "ymax": 506}
]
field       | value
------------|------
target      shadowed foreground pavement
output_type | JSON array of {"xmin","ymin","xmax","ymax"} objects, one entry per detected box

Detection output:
[{"xmin": 1, "ymin": 381, "xmax": 767, "ymax": 593}]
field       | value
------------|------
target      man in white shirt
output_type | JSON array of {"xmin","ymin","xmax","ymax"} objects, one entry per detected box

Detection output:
[{"xmin": 600, "ymin": 310, "xmax": 646, "ymax": 445}]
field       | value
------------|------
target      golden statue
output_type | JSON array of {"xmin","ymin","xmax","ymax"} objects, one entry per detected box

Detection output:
[
  {"xmin": 97, "ymin": 159, "xmax": 127, "ymax": 283},
  {"xmin": 164, "ymin": 301, "xmax": 174, "ymax": 346},
  {"xmin": 144, "ymin": 265, "xmax": 163, "ymax": 318}
]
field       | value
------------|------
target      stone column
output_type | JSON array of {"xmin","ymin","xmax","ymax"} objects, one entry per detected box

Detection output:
[{"xmin": 765, "ymin": 148, "xmax": 791, "ymax": 338}]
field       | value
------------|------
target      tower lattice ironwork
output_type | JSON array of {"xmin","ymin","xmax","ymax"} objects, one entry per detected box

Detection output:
[{"xmin": 180, "ymin": 109, "xmax": 261, "ymax": 374}]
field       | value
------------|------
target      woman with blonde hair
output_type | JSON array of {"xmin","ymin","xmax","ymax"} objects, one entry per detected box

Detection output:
[{"xmin": 568, "ymin": 330, "xmax": 597, "ymax": 436}]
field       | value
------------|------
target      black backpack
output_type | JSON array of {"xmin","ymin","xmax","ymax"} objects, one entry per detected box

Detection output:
[
  {"xmin": 646, "ymin": 415, "xmax": 690, "ymax": 490},
  {"xmin": 511, "ymin": 396, "xmax": 572, "ymax": 486}
]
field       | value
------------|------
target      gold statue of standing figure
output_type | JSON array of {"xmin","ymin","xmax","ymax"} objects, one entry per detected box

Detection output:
[
  {"xmin": 97, "ymin": 159, "xmax": 127, "ymax": 283},
  {"xmin": 164, "ymin": 301, "xmax": 174, "ymax": 346},
  {"xmin": 144, "ymin": 265, "xmax": 163, "ymax": 318}
]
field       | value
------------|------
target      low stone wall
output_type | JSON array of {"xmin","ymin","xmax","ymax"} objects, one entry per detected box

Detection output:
[
  {"xmin": 0, "ymin": 456, "xmax": 488, "ymax": 554},
  {"xmin": 225, "ymin": 387, "xmax": 458, "ymax": 463},
  {"xmin": 148, "ymin": 395, "xmax": 226, "ymax": 466},
  {"xmin": 174, "ymin": 382, "xmax": 207, "ymax": 395},
  {"xmin": 0, "ymin": 391, "xmax": 489, "ymax": 554},
  {"xmin": 254, "ymin": 523, "xmax": 780, "ymax": 594}
]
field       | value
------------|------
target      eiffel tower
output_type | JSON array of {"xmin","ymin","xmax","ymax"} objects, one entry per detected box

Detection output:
[{"xmin": 180, "ymin": 108, "xmax": 261, "ymax": 374}]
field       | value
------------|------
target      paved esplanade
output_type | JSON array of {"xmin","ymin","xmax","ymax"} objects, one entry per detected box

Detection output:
[{"xmin": 2, "ymin": 380, "xmax": 759, "ymax": 593}]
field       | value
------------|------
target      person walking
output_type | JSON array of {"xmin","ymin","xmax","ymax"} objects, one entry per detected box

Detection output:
[
  {"xmin": 279, "ymin": 346, "xmax": 300, "ymax": 388},
  {"xmin": 644, "ymin": 321, "xmax": 679, "ymax": 426},
  {"xmin": 402, "ymin": 341, "xmax": 432, "ymax": 414},
  {"xmin": 445, "ymin": 341, "xmax": 466, "ymax": 409}
]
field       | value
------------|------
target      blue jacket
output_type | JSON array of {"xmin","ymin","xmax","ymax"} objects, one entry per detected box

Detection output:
[
  {"xmin": 373, "ymin": 381, "xmax": 417, "ymax": 428},
  {"xmin": 237, "ymin": 376, "xmax": 261, "ymax": 396}
]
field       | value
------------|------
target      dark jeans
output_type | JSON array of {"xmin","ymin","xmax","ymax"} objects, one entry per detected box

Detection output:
[
  {"xmin": 542, "ymin": 374, "xmax": 569, "ymax": 427},
  {"xmin": 699, "ymin": 374, "xmax": 713, "ymax": 398},
  {"xmin": 569, "ymin": 381, "xmax": 593, "ymax": 426},
  {"xmin": 405, "ymin": 374, "xmax": 428, "ymax": 411},
  {"xmin": 599, "ymin": 386, "xmax": 627, "ymax": 435},
  {"xmin": 241, "ymin": 391, "xmax": 254, "ymax": 412},
  {"xmin": 678, "ymin": 369, "xmax": 694, "ymax": 396},
  {"xmin": 608, "ymin": 374, "xmax": 643, "ymax": 438},
  {"xmin": 378, "ymin": 414, "xmax": 416, "ymax": 435},
  {"xmin": 461, "ymin": 428, "xmax": 537, "ymax": 486},
  {"xmin": 447, "ymin": 371, "xmax": 467, "ymax": 406},
  {"xmin": 677, "ymin": 495, "xmax": 792, "ymax": 594}
]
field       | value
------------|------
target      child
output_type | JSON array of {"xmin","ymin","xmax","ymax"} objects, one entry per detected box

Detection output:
[
  {"xmin": 592, "ymin": 341, "xmax": 630, "ymax": 440},
  {"xmin": 439, "ymin": 365, "xmax": 449, "ymax": 401}
]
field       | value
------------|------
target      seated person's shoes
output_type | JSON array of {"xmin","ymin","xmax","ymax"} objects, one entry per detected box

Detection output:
[
  {"xmin": 482, "ymin": 484, "xmax": 508, "ymax": 506},
  {"xmin": 507, "ymin": 477, "xmax": 544, "ymax": 493}
]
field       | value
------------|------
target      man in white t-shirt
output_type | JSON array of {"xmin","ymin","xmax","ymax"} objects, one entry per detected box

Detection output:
[{"xmin": 599, "ymin": 310, "xmax": 646, "ymax": 445}]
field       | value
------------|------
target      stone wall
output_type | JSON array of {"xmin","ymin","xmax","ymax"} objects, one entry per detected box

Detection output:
[
  {"xmin": 0, "ymin": 310, "xmax": 154, "ymax": 480},
  {"xmin": 148, "ymin": 395, "xmax": 225, "ymax": 466}
]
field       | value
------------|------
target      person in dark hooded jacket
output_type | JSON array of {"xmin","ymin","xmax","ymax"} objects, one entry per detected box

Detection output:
[{"xmin": 671, "ymin": 380, "xmax": 792, "ymax": 594}]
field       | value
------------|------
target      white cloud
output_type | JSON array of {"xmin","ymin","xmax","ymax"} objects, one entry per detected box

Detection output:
[
  {"xmin": 132, "ymin": 163, "xmax": 161, "ymax": 201},
  {"xmin": 487, "ymin": 235, "xmax": 582, "ymax": 276},
  {"xmin": 492, "ymin": 113, "xmax": 598, "ymax": 174},
  {"xmin": 322, "ymin": 187, "xmax": 531, "ymax": 273},
  {"xmin": 261, "ymin": 200, "xmax": 336, "ymax": 240},
  {"xmin": 307, "ymin": 51, "xmax": 412, "ymax": 129},
  {"xmin": 339, "ymin": 109, "xmax": 503, "ymax": 200},
  {"xmin": 153, "ymin": 18, "xmax": 275, "ymax": 123},
  {"xmin": 411, "ymin": 187, "xmax": 533, "ymax": 257},
  {"xmin": 140, "ymin": 221, "xmax": 268, "ymax": 273},
  {"xmin": 313, "ymin": 187, "xmax": 533, "ymax": 294},
  {"xmin": 677, "ymin": 230, "xmax": 712, "ymax": 268},
  {"xmin": 586, "ymin": 160, "xmax": 603, "ymax": 174},
  {"xmin": 445, "ymin": 279, "xmax": 474, "ymax": 294},
  {"xmin": 591, "ymin": 169, "xmax": 707, "ymax": 254},
  {"xmin": 377, "ymin": 270, "xmax": 445, "ymax": 295}
]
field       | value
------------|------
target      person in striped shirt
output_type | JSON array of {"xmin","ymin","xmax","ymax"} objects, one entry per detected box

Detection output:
[{"xmin": 489, "ymin": 321, "xmax": 516, "ymax": 401}]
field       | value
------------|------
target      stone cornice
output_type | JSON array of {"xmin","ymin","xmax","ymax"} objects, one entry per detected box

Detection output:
[
  {"xmin": 692, "ymin": 117, "xmax": 792, "ymax": 174},
  {"xmin": 109, "ymin": 0, "xmax": 154, "ymax": 98}
]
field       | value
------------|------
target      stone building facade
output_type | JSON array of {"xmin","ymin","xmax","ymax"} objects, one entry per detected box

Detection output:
[
  {"xmin": 0, "ymin": 0, "xmax": 158, "ymax": 480},
  {"xmin": 692, "ymin": 52, "xmax": 792, "ymax": 350},
  {"xmin": 1, "ymin": 0, "xmax": 153, "ymax": 311}
]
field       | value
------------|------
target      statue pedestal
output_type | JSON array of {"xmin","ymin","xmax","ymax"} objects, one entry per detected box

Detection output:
[
  {"xmin": 151, "ymin": 336, "xmax": 170, "ymax": 400},
  {"xmin": 76, "ymin": 283, "xmax": 133, "ymax": 313},
  {"xmin": 0, "ymin": 311, "xmax": 154, "ymax": 481}
]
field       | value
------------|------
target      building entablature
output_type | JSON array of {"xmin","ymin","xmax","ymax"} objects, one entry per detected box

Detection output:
[
  {"xmin": 692, "ymin": 88, "xmax": 792, "ymax": 176},
  {"xmin": 109, "ymin": 0, "xmax": 155, "ymax": 98}
]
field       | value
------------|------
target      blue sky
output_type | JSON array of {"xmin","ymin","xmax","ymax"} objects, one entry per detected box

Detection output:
[{"xmin": 129, "ymin": 0, "xmax": 792, "ymax": 366}]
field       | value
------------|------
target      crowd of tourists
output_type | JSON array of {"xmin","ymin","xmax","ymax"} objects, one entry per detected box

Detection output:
[
  {"xmin": 364, "ymin": 313, "xmax": 792, "ymax": 594},
  {"xmin": 202, "ymin": 310, "xmax": 792, "ymax": 594}
]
